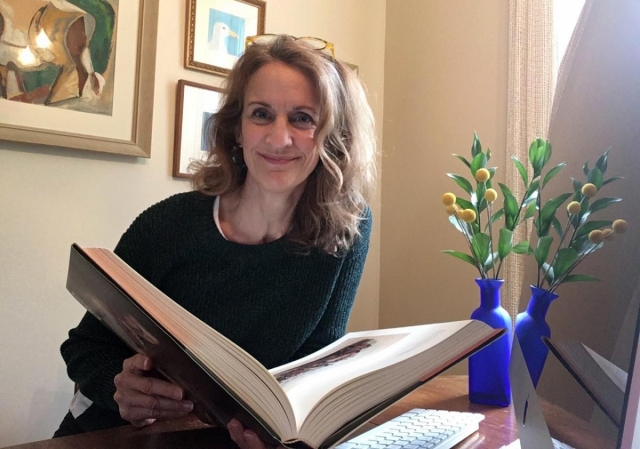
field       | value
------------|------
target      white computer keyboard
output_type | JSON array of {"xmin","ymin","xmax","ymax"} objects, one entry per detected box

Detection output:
[{"xmin": 337, "ymin": 408, "xmax": 485, "ymax": 449}]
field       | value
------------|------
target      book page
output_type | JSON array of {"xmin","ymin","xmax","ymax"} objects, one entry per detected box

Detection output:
[{"xmin": 269, "ymin": 320, "xmax": 486, "ymax": 430}]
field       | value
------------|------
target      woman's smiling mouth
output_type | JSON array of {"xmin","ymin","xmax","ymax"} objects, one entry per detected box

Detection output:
[{"xmin": 260, "ymin": 153, "xmax": 297, "ymax": 165}]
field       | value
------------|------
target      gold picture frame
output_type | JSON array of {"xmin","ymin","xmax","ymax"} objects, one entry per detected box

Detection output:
[
  {"xmin": 173, "ymin": 79, "xmax": 225, "ymax": 178},
  {"xmin": 0, "ymin": 0, "xmax": 159, "ymax": 158},
  {"xmin": 185, "ymin": 0, "xmax": 266, "ymax": 76}
]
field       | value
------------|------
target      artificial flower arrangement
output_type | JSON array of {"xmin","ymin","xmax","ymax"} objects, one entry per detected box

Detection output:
[
  {"xmin": 441, "ymin": 133, "xmax": 534, "ymax": 280},
  {"xmin": 442, "ymin": 134, "xmax": 628, "ymax": 290}
]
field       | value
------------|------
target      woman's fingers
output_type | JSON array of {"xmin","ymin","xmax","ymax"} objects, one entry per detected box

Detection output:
[
  {"xmin": 122, "ymin": 353, "xmax": 152, "ymax": 374},
  {"xmin": 114, "ymin": 370, "xmax": 185, "ymax": 401},
  {"xmin": 121, "ymin": 405, "xmax": 192, "ymax": 425},
  {"xmin": 114, "ymin": 388, "xmax": 193, "ymax": 411},
  {"xmin": 228, "ymin": 419, "xmax": 280, "ymax": 449},
  {"xmin": 114, "ymin": 354, "xmax": 192, "ymax": 426},
  {"xmin": 228, "ymin": 419, "xmax": 248, "ymax": 447}
]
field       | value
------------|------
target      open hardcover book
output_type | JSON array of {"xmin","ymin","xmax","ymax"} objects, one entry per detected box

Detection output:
[
  {"xmin": 544, "ymin": 337, "xmax": 627, "ymax": 427},
  {"xmin": 66, "ymin": 244, "xmax": 505, "ymax": 448}
]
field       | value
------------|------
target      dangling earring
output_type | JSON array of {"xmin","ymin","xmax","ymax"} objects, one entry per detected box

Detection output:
[{"xmin": 231, "ymin": 144, "xmax": 246, "ymax": 169}]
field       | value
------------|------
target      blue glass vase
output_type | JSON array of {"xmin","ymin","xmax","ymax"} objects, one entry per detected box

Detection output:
[
  {"xmin": 514, "ymin": 286, "xmax": 559, "ymax": 388},
  {"xmin": 468, "ymin": 278, "xmax": 512, "ymax": 407}
]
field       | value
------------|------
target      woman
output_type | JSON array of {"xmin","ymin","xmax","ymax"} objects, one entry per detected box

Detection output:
[{"xmin": 55, "ymin": 35, "xmax": 377, "ymax": 447}]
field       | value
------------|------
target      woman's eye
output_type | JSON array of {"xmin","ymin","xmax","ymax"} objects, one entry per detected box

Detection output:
[
  {"xmin": 249, "ymin": 108, "xmax": 272, "ymax": 122},
  {"xmin": 290, "ymin": 113, "xmax": 316, "ymax": 129}
]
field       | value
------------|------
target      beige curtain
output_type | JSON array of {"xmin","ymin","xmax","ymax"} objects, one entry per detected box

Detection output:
[{"xmin": 503, "ymin": 1, "xmax": 554, "ymax": 323}]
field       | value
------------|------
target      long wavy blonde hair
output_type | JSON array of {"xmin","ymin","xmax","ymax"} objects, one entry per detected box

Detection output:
[{"xmin": 191, "ymin": 35, "xmax": 377, "ymax": 255}]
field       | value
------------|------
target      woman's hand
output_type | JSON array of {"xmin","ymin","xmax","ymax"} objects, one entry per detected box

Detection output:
[
  {"xmin": 227, "ymin": 419, "xmax": 284, "ymax": 449},
  {"xmin": 113, "ymin": 354, "xmax": 193, "ymax": 427}
]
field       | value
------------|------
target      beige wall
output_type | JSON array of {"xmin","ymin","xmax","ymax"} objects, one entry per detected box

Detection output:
[
  {"xmin": 0, "ymin": 1, "xmax": 385, "ymax": 445},
  {"xmin": 380, "ymin": 1, "xmax": 509, "ymax": 332}
]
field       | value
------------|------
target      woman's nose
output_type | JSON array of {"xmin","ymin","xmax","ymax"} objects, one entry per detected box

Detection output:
[{"xmin": 266, "ymin": 116, "xmax": 293, "ymax": 149}]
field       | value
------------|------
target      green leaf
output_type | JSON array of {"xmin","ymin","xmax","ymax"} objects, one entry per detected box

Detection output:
[
  {"xmin": 447, "ymin": 173, "xmax": 473, "ymax": 195},
  {"xmin": 542, "ymin": 162, "xmax": 567, "ymax": 188},
  {"xmin": 602, "ymin": 176, "xmax": 624, "ymax": 187},
  {"xmin": 525, "ymin": 179, "xmax": 540, "ymax": 201},
  {"xmin": 442, "ymin": 250, "xmax": 478, "ymax": 268},
  {"xmin": 498, "ymin": 228, "xmax": 513, "ymax": 260},
  {"xmin": 595, "ymin": 150, "xmax": 609, "ymax": 173},
  {"xmin": 456, "ymin": 197, "xmax": 474, "ymax": 212},
  {"xmin": 470, "ymin": 153, "xmax": 487, "ymax": 177},
  {"xmin": 562, "ymin": 274, "xmax": 599, "ymax": 283},
  {"xmin": 475, "ymin": 183, "xmax": 487, "ymax": 212},
  {"xmin": 578, "ymin": 210, "xmax": 591, "ymax": 227},
  {"xmin": 553, "ymin": 248, "xmax": 578, "ymax": 278},
  {"xmin": 589, "ymin": 197, "xmax": 622, "ymax": 214},
  {"xmin": 572, "ymin": 177, "xmax": 583, "ymax": 194},
  {"xmin": 485, "ymin": 251, "xmax": 499, "ymax": 270},
  {"xmin": 511, "ymin": 155, "xmax": 528, "ymax": 187},
  {"xmin": 471, "ymin": 233, "xmax": 491, "ymax": 269},
  {"xmin": 512, "ymin": 241, "xmax": 534, "ymax": 255},
  {"xmin": 538, "ymin": 193, "xmax": 572, "ymax": 236},
  {"xmin": 529, "ymin": 138, "xmax": 544, "ymax": 167},
  {"xmin": 542, "ymin": 141, "xmax": 553, "ymax": 167},
  {"xmin": 453, "ymin": 154, "xmax": 471, "ymax": 168},
  {"xmin": 524, "ymin": 202, "xmax": 536, "ymax": 220},
  {"xmin": 575, "ymin": 220, "xmax": 612, "ymax": 238},
  {"xmin": 586, "ymin": 167, "xmax": 604, "ymax": 189},
  {"xmin": 530, "ymin": 139, "xmax": 550, "ymax": 177},
  {"xmin": 472, "ymin": 133, "xmax": 482, "ymax": 157},
  {"xmin": 448, "ymin": 214, "xmax": 465, "ymax": 233},
  {"xmin": 552, "ymin": 216, "xmax": 563, "ymax": 237},
  {"xmin": 542, "ymin": 262, "xmax": 555, "ymax": 285},
  {"xmin": 485, "ymin": 208, "xmax": 505, "ymax": 232},
  {"xmin": 583, "ymin": 161, "xmax": 590, "ymax": 176},
  {"xmin": 570, "ymin": 235, "xmax": 594, "ymax": 255},
  {"xmin": 487, "ymin": 147, "xmax": 492, "ymax": 161},
  {"xmin": 535, "ymin": 236, "xmax": 553, "ymax": 266},
  {"xmin": 498, "ymin": 182, "xmax": 520, "ymax": 229}
]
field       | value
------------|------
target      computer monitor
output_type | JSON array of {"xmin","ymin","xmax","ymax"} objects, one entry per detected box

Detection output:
[
  {"xmin": 515, "ymin": 0, "xmax": 640, "ymax": 446},
  {"xmin": 618, "ymin": 308, "xmax": 640, "ymax": 448},
  {"xmin": 542, "ymin": 295, "xmax": 640, "ymax": 448}
]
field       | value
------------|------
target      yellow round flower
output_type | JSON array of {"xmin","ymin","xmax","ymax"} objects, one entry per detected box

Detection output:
[
  {"xmin": 603, "ymin": 229, "xmax": 615, "ymax": 241},
  {"xmin": 567, "ymin": 201, "xmax": 581, "ymax": 215},
  {"xmin": 588, "ymin": 230, "xmax": 605, "ymax": 244},
  {"xmin": 461, "ymin": 209, "xmax": 477, "ymax": 223},
  {"xmin": 581, "ymin": 183, "xmax": 598, "ymax": 198},
  {"xmin": 475, "ymin": 168, "xmax": 490, "ymax": 183},
  {"xmin": 442, "ymin": 192, "xmax": 456, "ymax": 206},
  {"xmin": 484, "ymin": 188, "xmax": 498, "ymax": 203},
  {"xmin": 613, "ymin": 219, "xmax": 629, "ymax": 234},
  {"xmin": 445, "ymin": 204, "xmax": 459, "ymax": 215}
]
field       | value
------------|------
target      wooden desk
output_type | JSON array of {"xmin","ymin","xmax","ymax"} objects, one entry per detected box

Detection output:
[{"xmin": 5, "ymin": 376, "xmax": 615, "ymax": 449}]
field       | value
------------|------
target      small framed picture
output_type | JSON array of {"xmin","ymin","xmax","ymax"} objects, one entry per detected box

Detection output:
[
  {"xmin": 185, "ymin": 0, "xmax": 266, "ymax": 76},
  {"xmin": 173, "ymin": 80, "xmax": 224, "ymax": 178}
]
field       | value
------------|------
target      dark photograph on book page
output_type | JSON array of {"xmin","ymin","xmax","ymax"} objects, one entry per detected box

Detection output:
[
  {"xmin": 273, "ymin": 333, "xmax": 406, "ymax": 388},
  {"xmin": 275, "ymin": 338, "xmax": 376, "ymax": 384}
]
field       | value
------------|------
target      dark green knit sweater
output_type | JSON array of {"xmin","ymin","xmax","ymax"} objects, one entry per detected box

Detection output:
[{"xmin": 59, "ymin": 191, "xmax": 371, "ymax": 432}]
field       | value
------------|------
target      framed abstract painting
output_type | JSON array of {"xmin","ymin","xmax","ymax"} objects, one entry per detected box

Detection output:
[
  {"xmin": 173, "ymin": 79, "xmax": 223, "ymax": 178},
  {"xmin": 0, "ymin": 0, "xmax": 159, "ymax": 157},
  {"xmin": 185, "ymin": 0, "xmax": 265, "ymax": 76}
]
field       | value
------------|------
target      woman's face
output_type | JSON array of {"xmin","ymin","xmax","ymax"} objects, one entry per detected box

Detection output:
[{"xmin": 239, "ymin": 61, "xmax": 321, "ymax": 198}]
